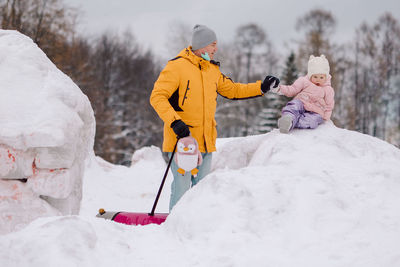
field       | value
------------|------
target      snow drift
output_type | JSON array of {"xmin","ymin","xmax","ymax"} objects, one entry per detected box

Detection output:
[
  {"xmin": 0, "ymin": 30, "xmax": 95, "ymax": 234},
  {"xmin": 1, "ymin": 123, "xmax": 400, "ymax": 267}
]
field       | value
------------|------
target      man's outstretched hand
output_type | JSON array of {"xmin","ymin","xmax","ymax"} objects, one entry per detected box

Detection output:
[{"xmin": 261, "ymin": 75, "xmax": 280, "ymax": 93}]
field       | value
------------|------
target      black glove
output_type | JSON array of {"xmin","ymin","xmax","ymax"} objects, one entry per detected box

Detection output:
[
  {"xmin": 171, "ymin": 120, "xmax": 190, "ymax": 138},
  {"xmin": 261, "ymin": 75, "xmax": 280, "ymax": 93}
]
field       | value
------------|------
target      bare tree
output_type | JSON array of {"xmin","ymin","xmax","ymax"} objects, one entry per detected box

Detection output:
[
  {"xmin": 296, "ymin": 9, "xmax": 336, "ymax": 58},
  {"xmin": 295, "ymin": 8, "xmax": 338, "ymax": 89},
  {"xmin": 0, "ymin": 0, "xmax": 78, "ymax": 62},
  {"xmin": 164, "ymin": 20, "xmax": 191, "ymax": 56},
  {"xmin": 215, "ymin": 23, "xmax": 279, "ymax": 137},
  {"xmin": 351, "ymin": 12, "xmax": 400, "ymax": 143},
  {"xmin": 88, "ymin": 32, "xmax": 161, "ymax": 164},
  {"xmin": 235, "ymin": 23, "xmax": 266, "ymax": 83}
]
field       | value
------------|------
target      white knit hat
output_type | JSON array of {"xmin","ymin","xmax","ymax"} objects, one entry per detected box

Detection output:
[
  {"xmin": 191, "ymin": 24, "xmax": 217, "ymax": 50},
  {"xmin": 307, "ymin": 55, "xmax": 330, "ymax": 78}
]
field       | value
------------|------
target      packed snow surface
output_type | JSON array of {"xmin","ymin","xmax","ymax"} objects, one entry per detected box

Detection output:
[
  {"xmin": 1, "ymin": 123, "xmax": 400, "ymax": 267},
  {"xmin": 0, "ymin": 30, "xmax": 95, "ymax": 233}
]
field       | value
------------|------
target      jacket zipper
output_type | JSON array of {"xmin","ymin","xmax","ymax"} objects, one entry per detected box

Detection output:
[{"xmin": 182, "ymin": 80, "xmax": 190, "ymax": 106}]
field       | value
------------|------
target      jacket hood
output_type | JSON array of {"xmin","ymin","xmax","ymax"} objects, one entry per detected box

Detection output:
[
  {"xmin": 177, "ymin": 46, "xmax": 201, "ymax": 65},
  {"xmin": 176, "ymin": 46, "xmax": 219, "ymax": 70}
]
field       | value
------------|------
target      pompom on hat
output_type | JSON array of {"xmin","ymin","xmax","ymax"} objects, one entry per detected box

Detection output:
[
  {"xmin": 307, "ymin": 54, "xmax": 330, "ymax": 78},
  {"xmin": 191, "ymin": 24, "xmax": 217, "ymax": 51}
]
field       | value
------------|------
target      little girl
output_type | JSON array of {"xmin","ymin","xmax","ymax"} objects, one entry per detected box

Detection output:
[{"xmin": 272, "ymin": 54, "xmax": 335, "ymax": 133}]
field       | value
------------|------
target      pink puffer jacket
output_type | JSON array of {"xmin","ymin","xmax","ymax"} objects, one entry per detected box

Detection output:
[{"xmin": 279, "ymin": 75, "xmax": 335, "ymax": 120}]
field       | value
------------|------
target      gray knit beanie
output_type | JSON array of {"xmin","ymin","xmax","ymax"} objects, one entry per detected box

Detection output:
[{"xmin": 191, "ymin": 24, "xmax": 217, "ymax": 50}]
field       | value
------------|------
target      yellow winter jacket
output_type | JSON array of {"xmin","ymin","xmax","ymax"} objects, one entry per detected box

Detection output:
[{"xmin": 150, "ymin": 47, "xmax": 263, "ymax": 153}]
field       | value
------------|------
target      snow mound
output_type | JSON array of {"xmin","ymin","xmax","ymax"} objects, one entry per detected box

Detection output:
[
  {"xmin": 1, "ymin": 123, "xmax": 400, "ymax": 267},
  {"xmin": 166, "ymin": 123, "xmax": 400, "ymax": 266},
  {"xmin": 0, "ymin": 30, "xmax": 95, "ymax": 234}
]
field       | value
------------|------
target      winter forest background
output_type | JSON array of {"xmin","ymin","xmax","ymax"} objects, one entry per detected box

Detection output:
[{"xmin": 1, "ymin": 0, "xmax": 399, "ymax": 165}]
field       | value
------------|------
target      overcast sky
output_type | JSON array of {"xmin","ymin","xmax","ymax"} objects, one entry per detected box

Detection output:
[{"xmin": 68, "ymin": 0, "xmax": 400, "ymax": 58}]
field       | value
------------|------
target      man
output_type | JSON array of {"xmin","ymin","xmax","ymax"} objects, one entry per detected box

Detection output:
[{"xmin": 150, "ymin": 24, "xmax": 279, "ymax": 211}]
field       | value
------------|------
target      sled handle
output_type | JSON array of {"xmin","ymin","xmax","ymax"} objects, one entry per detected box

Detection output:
[{"xmin": 149, "ymin": 139, "xmax": 179, "ymax": 216}]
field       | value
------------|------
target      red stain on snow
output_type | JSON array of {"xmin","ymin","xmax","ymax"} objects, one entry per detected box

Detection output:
[
  {"xmin": 49, "ymin": 168, "xmax": 66, "ymax": 173},
  {"xmin": 32, "ymin": 160, "xmax": 37, "ymax": 175},
  {"xmin": 7, "ymin": 150, "xmax": 15, "ymax": 162},
  {"xmin": 11, "ymin": 192, "xmax": 22, "ymax": 200}
]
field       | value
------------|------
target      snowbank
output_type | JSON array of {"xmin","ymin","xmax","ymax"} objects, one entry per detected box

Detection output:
[
  {"xmin": 0, "ymin": 30, "xmax": 95, "ymax": 234},
  {"xmin": 1, "ymin": 123, "xmax": 399, "ymax": 267},
  {"xmin": 168, "ymin": 122, "xmax": 400, "ymax": 266}
]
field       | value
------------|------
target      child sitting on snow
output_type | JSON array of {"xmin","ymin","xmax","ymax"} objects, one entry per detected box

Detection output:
[{"xmin": 272, "ymin": 54, "xmax": 335, "ymax": 133}]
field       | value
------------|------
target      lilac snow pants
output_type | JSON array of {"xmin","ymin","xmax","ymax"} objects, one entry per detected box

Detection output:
[{"xmin": 282, "ymin": 99, "xmax": 324, "ymax": 130}]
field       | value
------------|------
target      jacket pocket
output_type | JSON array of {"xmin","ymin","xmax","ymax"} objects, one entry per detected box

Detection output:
[
  {"xmin": 181, "ymin": 80, "xmax": 190, "ymax": 106},
  {"xmin": 182, "ymin": 119, "xmax": 201, "ymax": 128}
]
